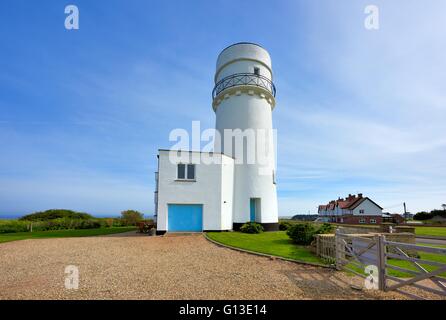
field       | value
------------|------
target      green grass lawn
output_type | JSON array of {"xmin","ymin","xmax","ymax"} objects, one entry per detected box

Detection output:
[
  {"xmin": 0, "ymin": 227, "xmax": 136, "ymax": 244},
  {"xmin": 414, "ymin": 226, "xmax": 446, "ymax": 237},
  {"xmin": 387, "ymin": 243, "xmax": 446, "ymax": 278},
  {"xmin": 206, "ymin": 231, "xmax": 325, "ymax": 265}
]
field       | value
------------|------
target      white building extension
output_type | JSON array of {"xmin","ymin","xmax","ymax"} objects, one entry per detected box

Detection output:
[
  {"xmin": 155, "ymin": 43, "xmax": 279, "ymax": 233},
  {"xmin": 155, "ymin": 150, "xmax": 234, "ymax": 232}
]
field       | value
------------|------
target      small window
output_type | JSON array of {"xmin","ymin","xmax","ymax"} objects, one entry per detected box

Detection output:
[
  {"xmin": 370, "ymin": 219, "xmax": 377, "ymax": 224},
  {"xmin": 177, "ymin": 164, "xmax": 185, "ymax": 179},
  {"xmin": 359, "ymin": 218, "xmax": 366, "ymax": 224},
  {"xmin": 254, "ymin": 67, "xmax": 260, "ymax": 75},
  {"xmin": 359, "ymin": 209, "xmax": 365, "ymax": 214},
  {"xmin": 187, "ymin": 164, "xmax": 195, "ymax": 180},
  {"xmin": 177, "ymin": 163, "xmax": 195, "ymax": 180}
]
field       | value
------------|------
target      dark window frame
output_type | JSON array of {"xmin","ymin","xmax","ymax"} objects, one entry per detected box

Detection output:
[
  {"xmin": 177, "ymin": 164, "xmax": 186, "ymax": 179},
  {"xmin": 187, "ymin": 164, "xmax": 195, "ymax": 180},
  {"xmin": 177, "ymin": 163, "xmax": 196, "ymax": 181}
]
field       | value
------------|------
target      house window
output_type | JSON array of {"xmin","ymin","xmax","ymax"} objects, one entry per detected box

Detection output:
[
  {"xmin": 254, "ymin": 67, "xmax": 260, "ymax": 75},
  {"xmin": 177, "ymin": 164, "xmax": 195, "ymax": 180},
  {"xmin": 359, "ymin": 218, "xmax": 366, "ymax": 224},
  {"xmin": 370, "ymin": 219, "xmax": 377, "ymax": 224},
  {"xmin": 359, "ymin": 209, "xmax": 365, "ymax": 214}
]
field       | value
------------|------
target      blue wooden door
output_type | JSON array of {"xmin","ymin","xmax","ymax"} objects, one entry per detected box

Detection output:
[
  {"xmin": 250, "ymin": 199, "xmax": 256, "ymax": 222},
  {"xmin": 168, "ymin": 204, "xmax": 203, "ymax": 232}
]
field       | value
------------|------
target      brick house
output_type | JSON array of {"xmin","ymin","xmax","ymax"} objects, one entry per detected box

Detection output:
[{"xmin": 317, "ymin": 193, "xmax": 384, "ymax": 224}]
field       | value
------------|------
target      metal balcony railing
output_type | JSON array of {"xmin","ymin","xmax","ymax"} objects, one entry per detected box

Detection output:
[{"xmin": 212, "ymin": 73, "xmax": 276, "ymax": 99}]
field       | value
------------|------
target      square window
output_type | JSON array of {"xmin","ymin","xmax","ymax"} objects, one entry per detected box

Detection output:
[
  {"xmin": 359, "ymin": 219, "xmax": 365, "ymax": 224},
  {"xmin": 187, "ymin": 164, "xmax": 195, "ymax": 180},
  {"xmin": 254, "ymin": 67, "xmax": 260, "ymax": 75},
  {"xmin": 359, "ymin": 209, "xmax": 365, "ymax": 214},
  {"xmin": 177, "ymin": 164, "xmax": 185, "ymax": 179},
  {"xmin": 370, "ymin": 219, "xmax": 377, "ymax": 224}
]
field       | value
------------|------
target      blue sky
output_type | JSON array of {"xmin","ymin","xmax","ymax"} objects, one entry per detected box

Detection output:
[{"xmin": 0, "ymin": 0, "xmax": 445, "ymax": 217}]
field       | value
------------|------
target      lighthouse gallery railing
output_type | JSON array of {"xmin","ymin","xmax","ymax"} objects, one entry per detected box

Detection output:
[{"xmin": 212, "ymin": 73, "xmax": 276, "ymax": 99}]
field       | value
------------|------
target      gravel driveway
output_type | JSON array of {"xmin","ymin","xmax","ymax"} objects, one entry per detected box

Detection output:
[{"xmin": 0, "ymin": 232, "xmax": 408, "ymax": 300}]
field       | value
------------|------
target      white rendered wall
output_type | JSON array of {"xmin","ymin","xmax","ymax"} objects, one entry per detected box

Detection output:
[
  {"xmin": 220, "ymin": 155, "xmax": 235, "ymax": 229},
  {"xmin": 216, "ymin": 43, "xmax": 272, "ymax": 82},
  {"xmin": 156, "ymin": 150, "xmax": 234, "ymax": 231},
  {"xmin": 352, "ymin": 199, "xmax": 382, "ymax": 216},
  {"xmin": 213, "ymin": 43, "xmax": 278, "ymax": 224}
]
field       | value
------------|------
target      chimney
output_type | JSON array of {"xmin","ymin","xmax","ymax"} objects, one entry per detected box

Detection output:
[{"xmin": 358, "ymin": 193, "xmax": 363, "ymax": 198}]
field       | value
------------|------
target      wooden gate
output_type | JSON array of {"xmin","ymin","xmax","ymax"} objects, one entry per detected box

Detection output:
[
  {"xmin": 335, "ymin": 230, "xmax": 385, "ymax": 290},
  {"xmin": 383, "ymin": 240, "xmax": 446, "ymax": 299},
  {"xmin": 335, "ymin": 229, "xmax": 446, "ymax": 299}
]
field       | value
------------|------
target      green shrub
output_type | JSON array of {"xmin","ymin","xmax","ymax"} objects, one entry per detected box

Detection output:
[
  {"xmin": 0, "ymin": 218, "xmax": 106, "ymax": 233},
  {"xmin": 20, "ymin": 209, "xmax": 92, "ymax": 221},
  {"xmin": 315, "ymin": 223, "xmax": 334, "ymax": 235},
  {"xmin": 103, "ymin": 218, "xmax": 114, "ymax": 228},
  {"xmin": 240, "ymin": 222, "xmax": 264, "ymax": 234},
  {"xmin": 286, "ymin": 223, "xmax": 316, "ymax": 245},
  {"xmin": 79, "ymin": 220, "xmax": 101, "ymax": 229},
  {"xmin": 279, "ymin": 221, "xmax": 292, "ymax": 231},
  {"xmin": 120, "ymin": 210, "xmax": 144, "ymax": 226},
  {"xmin": 0, "ymin": 220, "xmax": 29, "ymax": 233}
]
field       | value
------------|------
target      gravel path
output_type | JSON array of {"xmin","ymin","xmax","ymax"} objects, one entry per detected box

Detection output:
[{"xmin": 0, "ymin": 232, "xmax": 418, "ymax": 300}]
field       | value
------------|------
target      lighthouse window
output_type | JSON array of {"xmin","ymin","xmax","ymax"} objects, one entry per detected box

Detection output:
[{"xmin": 254, "ymin": 67, "xmax": 260, "ymax": 75}]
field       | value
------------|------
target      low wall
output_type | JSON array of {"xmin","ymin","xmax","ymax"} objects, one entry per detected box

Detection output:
[{"xmin": 335, "ymin": 224, "xmax": 415, "ymax": 235}]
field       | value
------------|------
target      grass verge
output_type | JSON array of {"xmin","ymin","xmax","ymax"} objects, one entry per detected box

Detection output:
[
  {"xmin": 0, "ymin": 227, "xmax": 137, "ymax": 244},
  {"xmin": 415, "ymin": 227, "xmax": 446, "ymax": 237},
  {"xmin": 206, "ymin": 231, "xmax": 325, "ymax": 265}
]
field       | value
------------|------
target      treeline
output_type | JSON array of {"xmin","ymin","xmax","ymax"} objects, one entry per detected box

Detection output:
[
  {"xmin": 414, "ymin": 209, "xmax": 446, "ymax": 221},
  {"xmin": 0, "ymin": 209, "xmax": 152, "ymax": 234},
  {"xmin": 290, "ymin": 214, "xmax": 319, "ymax": 221}
]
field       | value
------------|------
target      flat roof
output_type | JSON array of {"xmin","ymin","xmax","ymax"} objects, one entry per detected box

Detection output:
[{"xmin": 217, "ymin": 42, "xmax": 265, "ymax": 58}]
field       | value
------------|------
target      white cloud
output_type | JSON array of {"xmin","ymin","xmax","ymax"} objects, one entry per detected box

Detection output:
[{"xmin": 274, "ymin": 1, "xmax": 446, "ymax": 215}]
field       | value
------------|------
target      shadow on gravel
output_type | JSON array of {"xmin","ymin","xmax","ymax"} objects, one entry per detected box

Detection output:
[{"xmin": 279, "ymin": 268, "xmax": 377, "ymax": 299}]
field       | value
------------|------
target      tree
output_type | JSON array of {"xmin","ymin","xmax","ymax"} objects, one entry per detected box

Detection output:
[
  {"xmin": 431, "ymin": 209, "xmax": 446, "ymax": 218},
  {"xmin": 413, "ymin": 211, "xmax": 433, "ymax": 221},
  {"xmin": 120, "ymin": 210, "xmax": 144, "ymax": 226},
  {"xmin": 442, "ymin": 204, "xmax": 446, "ymax": 211}
]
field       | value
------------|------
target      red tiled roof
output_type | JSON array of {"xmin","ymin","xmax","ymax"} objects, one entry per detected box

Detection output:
[{"xmin": 318, "ymin": 194, "xmax": 380, "ymax": 210}]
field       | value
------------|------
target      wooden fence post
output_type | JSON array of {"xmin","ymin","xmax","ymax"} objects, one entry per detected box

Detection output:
[
  {"xmin": 335, "ymin": 229, "xmax": 342, "ymax": 270},
  {"xmin": 377, "ymin": 234, "xmax": 386, "ymax": 291}
]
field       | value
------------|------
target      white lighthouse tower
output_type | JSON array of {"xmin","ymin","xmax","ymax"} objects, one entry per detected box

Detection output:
[{"xmin": 212, "ymin": 42, "xmax": 279, "ymax": 231}]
